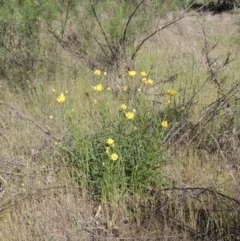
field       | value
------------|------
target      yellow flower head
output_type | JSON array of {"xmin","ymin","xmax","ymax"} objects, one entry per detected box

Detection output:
[
  {"xmin": 140, "ymin": 71, "xmax": 147, "ymax": 77},
  {"xmin": 122, "ymin": 85, "xmax": 128, "ymax": 91},
  {"xmin": 161, "ymin": 120, "xmax": 168, "ymax": 128},
  {"xmin": 142, "ymin": 78, "xmax": 154, "ymax": 85},
  {"xmin": 166, "ymin": 98, "xmax": 171, "ymax": 104},
  {"xmin": 93, "ymin": 84, "xmax": 103, "ymax": 92},
  {"xmin": 111, "ymin": 153, "xmax": 118, "ymax": 161},
  {"xmin": 94, "ymin": 69, "xmax": 101, "ymax": 76},
  {"xmin": 146, "ymin": 79, "xmax": 154, "ymax": 85},
  {"xmin": 128, "ymin": 70, "xmax": 137, "ymax": 77},
  {"xmin": 167, "ymin": 89, "xmax": 177, "ymax": 96},
  {"xmin": 106, "ymin": 138, "xmax": 114, "ymax": 146},
  {"xmin": 107, "ymin": 87, "xmax": 111, "ymax": 91},
  {"xmin": 141, "ymin": 77, "xmax": 147, "ymax": 84},
  {"xmin": 120, "ymin": 104, "xmax": 127, "ymax": 111},
  {"xmin": 57, "ymin": 93, "xmax": 66, "ymax": 104},
  {"xmin": 125, "ymin": 111, "xmax": 135, "ymax": 120}
]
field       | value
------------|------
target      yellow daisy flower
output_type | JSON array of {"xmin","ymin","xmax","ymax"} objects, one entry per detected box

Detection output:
[
  {"xmin": 167, "ymin": 89, "xmax": 177, "ymax": 96},
  {"xmin": 57, "ymin": 93, "xmax": 66, "ymax": 104},
  {"xmin": 161, "ymin": 120, "xmax": 168, "ymax": 128},
  {"xmin": 122, "ymin": 85, "xmax": 128, "ymax": 91},
  {"xmin": 93, "ymin": 84, "xmax": 103, "ymax": 92},
  {"xmin": 128, "ymin": 70, "xmax": 137, "ymax": 77},
  {"xmin": 126, "ymin": 111, "xmax": 135, "ymax": 120},
  {"xmin": 94, "ymin": 69, "xmax": 101, "ymax": 76},
  {"xmin": 140, "ymin": 71, "xmax": 147, "ymax": 77},
  {"xmin": 111, "ymin": 153, "xmax": 118, "ymax": 161},
  {"xmin": 120, "ymin": 104, "xmax": 127, "ymax": 111},
  {"xmin": 166, "ymin": 98, "xmax": 171, "ymax": 104},
  {"xmin": 146, "ymin": 79, "xmax": 154, "ymax": 85},
  {"xmin": 141, "ymin": 77, "xmax": 147, "ymax": 84},
  {"xmin": 106, "ymin": 138, "xmax": 114, "ymax": 146},
  {"xmin": 142, "ymin": 78, "xmax": 154, "ymax": 85}
]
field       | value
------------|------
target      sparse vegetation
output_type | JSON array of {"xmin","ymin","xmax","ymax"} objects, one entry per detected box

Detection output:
[{"xmin": 0, "ymin": 1, "xmax": 240, "ymax": 240}]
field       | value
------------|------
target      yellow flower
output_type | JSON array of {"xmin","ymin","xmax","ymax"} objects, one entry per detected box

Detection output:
[
  {"xmin": 141, "ymin": 77, "xmax": 147, "ymax": 84},
  {"xmin": 94, "ymin": 69, "xmax": 101, "ymax": 76},
  {"xmin": 126, "ymin": 111, "xmax": 135, "ymax": 120},
  {"xmin": 93, "ymin": 84, "xmax": 103, "ymax": 92},
  {"xmin": 120, "ymin": 104, "xmax": 127, "ymax": 111},
  {"xmin": 57, "ymin": 93, "xmax": 66, "ymax": 104},
  {"xmin": 106, "ymin": 138, "xmax": 114, "ymax": 146},
  {"xmin": 107, "ymin": 87, "xmax": 111, "ymax": 91},
  {"xmin": 142, "ymin": 78, "xmax": 154, "ymax": 85},
  {"xmin": 140, "ymin": 71, "xmax": 147, "ymax": 77},
  {"xmin": 167, "ymin": 89, "xmax": 177, "ymax": 96},
  {"xmin": 166, "ymin": 98, "xmax": 171, "ymax": 104},
  {"xmin": 110, "ymin": 153, "xmax": 118, "ymax": 161},
  {"xmin": 49, "ymin": 115, "xmax": 53, "ymax": 119},
  {"xmin": 146, "ymin": 79, "xmax": 154, "ymax": 85},
  {"xmin": 161, "ymin": 120, "xmax": 168, "ymax": 128},
  {"xmin": 52, "ymin": 88, "xmax": 56, "ymax": 93},
  {"xmin": 128, "ymin": 70, "xmax": 137, "ymax": 77},
  {"xmin": 122, "ymin": 85, "xmax": 128, "ymax": 91}
]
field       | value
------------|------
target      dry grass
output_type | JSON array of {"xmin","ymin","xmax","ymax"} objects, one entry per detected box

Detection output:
[{"xmin": 0, "ymin": 11, "xmax": 240, "ymax": 240}]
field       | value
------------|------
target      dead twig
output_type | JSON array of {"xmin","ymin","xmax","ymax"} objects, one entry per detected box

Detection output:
[{"xmin": 0, "ymin": 101, "xmax": 60, "ymax": 141}]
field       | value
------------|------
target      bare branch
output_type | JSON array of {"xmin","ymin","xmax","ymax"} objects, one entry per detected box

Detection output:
[
  {"xmin": 0, "ymin": 101, "xmax": 59, "ymax": 141},
  {"xmin": 122, "ymin": 0, "xmax": 145, "ymax": 60},
  {"xmin": 131, "ymin": 0, "xmax": 212, "ymax": 60},
  {"xmin": 90, "ymin": 1, "xmax": 114, "ymax": 58}
]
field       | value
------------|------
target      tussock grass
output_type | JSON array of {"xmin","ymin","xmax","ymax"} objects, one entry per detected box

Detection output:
[{"xmin": 0, "ymin": 6, "xmax": 240, "ymax": 241}]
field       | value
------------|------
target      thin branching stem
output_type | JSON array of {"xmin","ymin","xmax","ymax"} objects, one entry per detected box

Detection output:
[
  {"xmin": 90, "ymin": 1, "xmax": 114, "ymax": 58},
  {"xmin": 0, "ymin": 101, "xmax": 59, "ymax": 141},
  {"xmin": 131, "ymin": 0, "xmax": 212, "ymax": 60},
  {"xmin": 122, "ymin": 0, "xmax": 145, "ymax": 60},
  {"xmin": 163, "ymin": 187, "xmax": 240, "ymax": 205},
  {"xmin": 61, "ymin": 0, "xmax": 72, "ymax": 39},
  {"xmin": 131, "ymin": 15, "xmax": 185, "ymax": 60}
]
